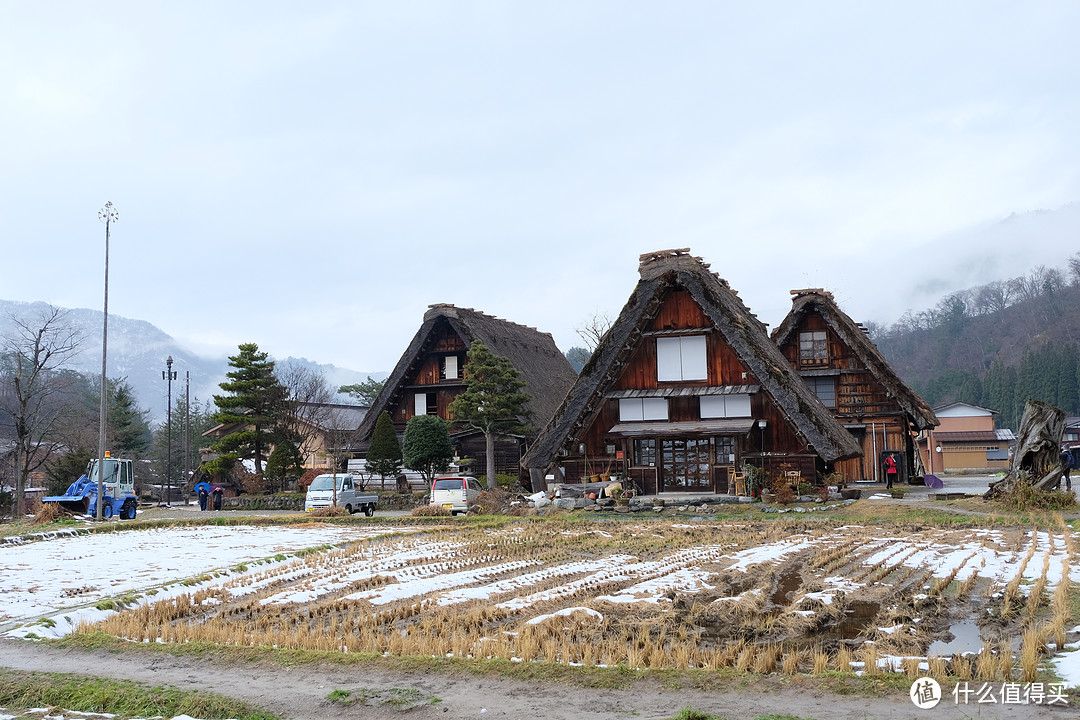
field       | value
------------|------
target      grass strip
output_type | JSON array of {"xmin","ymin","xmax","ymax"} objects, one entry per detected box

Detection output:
[{"xmin": 0, "ymin": 669, "xmax": 278, "ymax": 720}]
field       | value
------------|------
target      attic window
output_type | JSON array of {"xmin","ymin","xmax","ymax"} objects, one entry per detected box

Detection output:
[
  {"xmin": 806, "ymin": 376, "xmax": 836, "ymax": 408},
  {"xmin": 657, "ymin": 335, "xmax": 707, "ymax": 382},
  {"xmin": 443, "ymin": 355, "xmax": 459, "ymax": 380},
  {"xmin": 799, "ymin": 331, "xmax": 828, "ymax": 366},
  {"xmin": 414, "ymin": 392, "xmax": 438, "ymax": 416}
]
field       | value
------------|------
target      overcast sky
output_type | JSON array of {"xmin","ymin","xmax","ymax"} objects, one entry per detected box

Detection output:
[{"xmin": 2, "ymin": 2, "xmax": 1078, "ymax": 374}]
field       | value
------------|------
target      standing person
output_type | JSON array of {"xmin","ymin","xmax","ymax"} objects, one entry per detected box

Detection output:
[
  {"xmin": 197, "ymin": 485, "xmax": 209, "ymax": 511},
  {"xmin": 884, "ymin": 454, "xmax": 898, "ymax": 490},
  {"xmin": 212, "ymin": 486, "xmax": 224, "ymax": 511},
  {"xmin": 1060, "ymin": 448, "xmax": 1074, "ymax": 492}
]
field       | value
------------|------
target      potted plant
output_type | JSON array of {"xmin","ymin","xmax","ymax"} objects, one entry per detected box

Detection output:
[
  {"xmin": 610, "ymin": 487, "xmax": 632, "ymax": 507},
  {"xmin": 889, "ymin": 486, "xmax": 908, "ymax": 499}
]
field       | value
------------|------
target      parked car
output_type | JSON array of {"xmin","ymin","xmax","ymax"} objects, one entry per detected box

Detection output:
[
  {"xmin": 304, "ymin": 473, "xmax": 378, "ymax": 516},
  {"xmin": 429, "ymin": 476, "xmax": 484, "ymax": 515}
]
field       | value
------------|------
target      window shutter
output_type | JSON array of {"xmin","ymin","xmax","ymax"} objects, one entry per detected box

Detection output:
[
  {"xmin": 680, "ymin": 335, "xmax": 707, "ymax": 380},
  {"xmin": 656, "ymin": 337, "xmax": 682, "ymax": 381},
  {"xmin": 642, "ymin": 397, "xmax": 668, "ymax": 420},
  {"xmin": 619, "ymin": 398, "xmax": 645, "ymax": 421}
]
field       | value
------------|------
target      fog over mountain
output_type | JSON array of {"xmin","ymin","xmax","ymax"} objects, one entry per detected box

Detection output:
[{"xmin": 0, "ymin": 300, "xmax": 385, "ymax": 424}]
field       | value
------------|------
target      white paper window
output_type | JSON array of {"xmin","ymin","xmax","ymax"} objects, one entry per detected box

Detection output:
[
  {"xmin": 619, "ymin": 397, "xmax": 669, "ymax": 421},
  {"xmin": 414, "ymin": 393, "xmax": 427, "ymax": 416},
  {"xmin": 700, "ymin": 394, "xmax": 751, "ymax": 418},
  {"xmin": 444, "ymin": 355, "xmax": 458, "ymax": 380},
  {"xmin": 619, "ymin": 398, "xmax": 643, "ymax": 421},
  {"xmin": 643, "ymin": 397, "xmax": 668, "ymax": 420},
  {"xmin": 657, "ymin": 335, "xmax": 707, "ymax": 381},
  {"xmin": 726, "ymin": 394, "xmax": 751, "ymax": 416},
  {"xmin": 700, "ymin": 396, "xmax": 725, "ymax": 419}
]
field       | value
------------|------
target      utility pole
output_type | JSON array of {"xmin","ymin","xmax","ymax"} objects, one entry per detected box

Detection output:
[
  {"xmin": 184, "ymin": 371, "xmax": 191, "ymax": 503},
  {"xmin": 95, "ymin": 202, "xmax": 118, "ymax": 521},
  {"xmin": 163, "ymin": 356, "xmax": 177, "ymax": 506}
]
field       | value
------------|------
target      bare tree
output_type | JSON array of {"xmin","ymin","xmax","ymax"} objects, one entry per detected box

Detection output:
[
  {"xmin": 575, "ymin": 311, "xmax": 614, "ymax": 351},
  {"xmin": 277, "ymin": 361, "xmax": 335, "ymax": 466},
  {"xmin": 0, "ymin": 307, "xmax": 83, "ymax": 516},
  {"xmin": 1068, "ymin": 252, "xmax": 1080, "ymax": 287},
  {"xmin": 974, "ymin": 280, "xmax": 1013, "ymax": 315}
]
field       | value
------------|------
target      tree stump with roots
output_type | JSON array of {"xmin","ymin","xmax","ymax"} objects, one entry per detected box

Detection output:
[{"xmin": 984, "ymin": 399, "xmax": 1066, "ymax": 500}]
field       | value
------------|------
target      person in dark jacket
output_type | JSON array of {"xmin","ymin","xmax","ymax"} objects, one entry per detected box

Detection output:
[
  {"xmin": 1060, "ymin": 448, "xmax": 1074, "ymax": 491},
  {"xmin": 212, "ymin": 486, "xmax": 224, "ymax": 511},
  {"xmin": 197, "ymin": 486, "xmax": 209, "ymax": 511}
]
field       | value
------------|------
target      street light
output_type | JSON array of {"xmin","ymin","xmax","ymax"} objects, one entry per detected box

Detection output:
[
  {"xmin": 759, "ymin": 419, "xmax": 768, "ymax": 475},
  {"xmin": 95, "ymin": 202, "xmax": 118, "ymax": 521},
  {"xmin": 163, "ymin": 356, "xmax": 177, "ymax": 506}
]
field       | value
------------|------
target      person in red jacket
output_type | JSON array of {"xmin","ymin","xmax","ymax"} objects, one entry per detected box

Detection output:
[{"xmin": 884, "ymin": 454, "xmax": 898, "ymax": 489}]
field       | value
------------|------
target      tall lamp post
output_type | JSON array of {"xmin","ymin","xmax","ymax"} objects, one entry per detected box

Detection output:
[
  {"xmin": 758, "ymin": 419, "xmax": 768, "ymax": 475},
  {"xmin": 163, "ymin": 356, "xmax": 177, "ymax": 506},
  {"xmin": 95, "ymin": 202, "xmax": 118, "ymax": 521}
]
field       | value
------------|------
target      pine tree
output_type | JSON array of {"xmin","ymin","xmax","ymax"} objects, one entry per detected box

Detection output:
[
  {"xmin": 366, "ymin": 411, "xmax": 403, "ymax": 483},
  {"xmin": 45, "ymin": 447, "xmax": 93, "ymax": 495},
  {"xmin": 402, "ymin": 415, "xmax": 453, "ymax": 484},
  {"xmin": 265, "ymin": 440, "xmax": 303, "ymax": 492},
  {"xmin": 1057, "ymin": 344, "xmax": 1079, "ymax": 413},
  {"xmin": 206, "ymin": 343, "xmax": 288, "ymax": 476},
  {"xmin": 339, "ymin": 377, "xmax": 385, "ymax": 405},
  {"xmin": 108, "ymin": 379, "xmax": 151, "ymax": 457},
  {"xmin": 447, "ymin": 340, "xmax": 531, "ymax": 489}
]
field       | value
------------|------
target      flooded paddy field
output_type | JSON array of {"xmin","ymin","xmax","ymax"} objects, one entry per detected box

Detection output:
[{"xmin": 11, "ymin": 516, "xmax": 1074, "ymax": 683}]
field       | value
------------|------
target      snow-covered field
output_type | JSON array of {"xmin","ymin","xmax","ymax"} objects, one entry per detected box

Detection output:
[
  {"xmin": 3, "ymin": 519, "xmax": 1080, "ymax": 686},
  {"xmin": 0, "ymin": 524, "xmax": 418, "ymax": 635}
]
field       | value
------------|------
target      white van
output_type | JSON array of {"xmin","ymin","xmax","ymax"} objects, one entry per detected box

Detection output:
[
  {"xmin": 304, "ymin": 473, "xmax": 378, "ymax": 516},
  {"xmin": 429, "ymin": 476, "xmax": 484, "ymax": 515}
]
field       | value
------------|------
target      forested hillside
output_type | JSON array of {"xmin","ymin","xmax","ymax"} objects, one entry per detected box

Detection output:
[{"xmin": 871, "ymin": 253, "xmax": 1080, "ymax": 430}]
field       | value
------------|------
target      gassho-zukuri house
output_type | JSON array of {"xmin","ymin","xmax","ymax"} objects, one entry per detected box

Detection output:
[
  {"xmin": 522, "ymin": 249, "xmax": 862, "ymax": 494},
  {"xmin": 357, "ymin": 303, "xmax": 578, "ymax": 475},
  {"xmin": 772, "ymin": 288, "xmax": 939, "ymax": 485}
]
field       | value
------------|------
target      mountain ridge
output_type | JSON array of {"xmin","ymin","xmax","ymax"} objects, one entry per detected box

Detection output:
[{"xmin": 0, "ymin": 300, "xmax": 385, "ymax": 424}]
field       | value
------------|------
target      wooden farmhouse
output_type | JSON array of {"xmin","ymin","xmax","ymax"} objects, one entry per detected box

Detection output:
[
  {"xmin": 356, "ymin": 303, "xmax": 578, "ymax": 476},
  {"xmin": 522, "ymin": 250, "xmax": 861, "ymax": 495},
  {"xmin": 772, "ymin": 289, "xmax": 939, "ymax": 484}
]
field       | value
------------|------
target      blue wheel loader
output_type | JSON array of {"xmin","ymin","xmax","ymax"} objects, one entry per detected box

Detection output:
[{"xmin": 42, "ymin": 454, "xmax": 138, "ymax": 520}]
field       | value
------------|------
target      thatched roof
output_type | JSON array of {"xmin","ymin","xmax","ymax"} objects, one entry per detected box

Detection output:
[
  {"xmin": 523, "ymin": 250, "xmax": 863, "ymax": 469},
  {"xmin": 356, "ymin": 304, "xmax": 577, "ymax": 441},
  {"xmin": 772, "ymin": 289, "xmax": 939, "ymax": 431}
]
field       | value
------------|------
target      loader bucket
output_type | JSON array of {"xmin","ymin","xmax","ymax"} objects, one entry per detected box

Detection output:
[{"xmin": 42, "ymin": 496, "xmax": 91, "ymax": 515}]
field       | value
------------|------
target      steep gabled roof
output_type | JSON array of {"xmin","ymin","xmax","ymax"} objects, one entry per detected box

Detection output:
[
  {"xmin": 356, "ymin": 304, "xmax": 577, "ymax": 440},
  {"xmin": 523, "ymin": 250, "xmax": 863, "ymax": 469},
  {"xmin": 772, "ymin": 289, "xmax": 939, "ymax": 431}
]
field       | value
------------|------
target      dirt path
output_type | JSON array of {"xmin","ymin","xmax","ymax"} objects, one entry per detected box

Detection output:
[{"xmin": 0, "ymin": 637, "xmax": 1065, "ymax": 720}]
